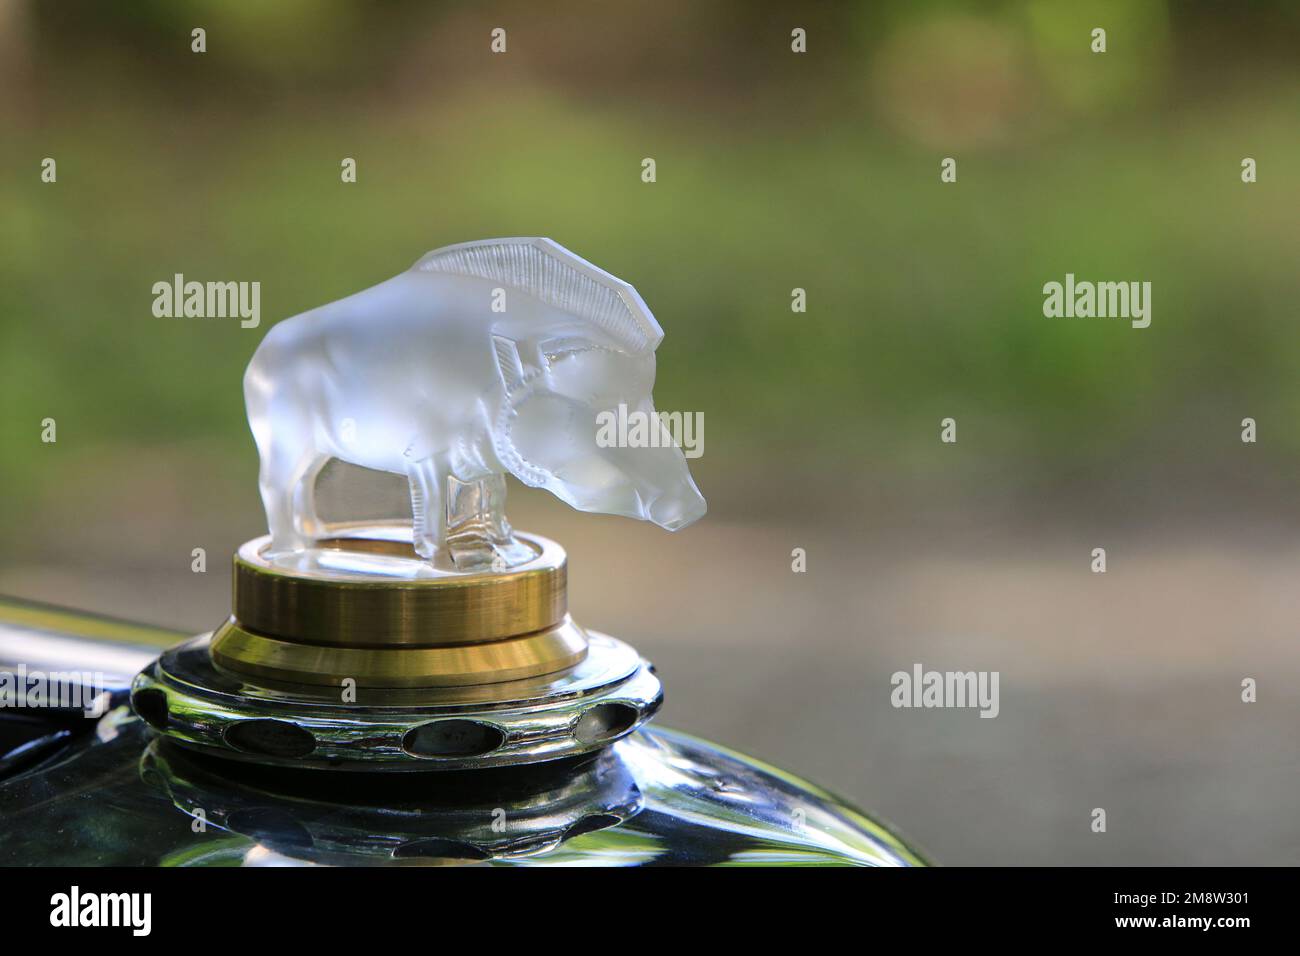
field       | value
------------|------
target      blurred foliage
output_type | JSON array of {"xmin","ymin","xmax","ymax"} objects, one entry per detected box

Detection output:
[{"xmin": 2, "ymin": 0, "xmax": 1300, "ymax": 533}]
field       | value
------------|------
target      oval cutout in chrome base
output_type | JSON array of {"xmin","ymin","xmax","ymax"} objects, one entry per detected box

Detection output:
[{"xmin": 402, "ymin": 719, "xmax": 506, "ymax": 759}]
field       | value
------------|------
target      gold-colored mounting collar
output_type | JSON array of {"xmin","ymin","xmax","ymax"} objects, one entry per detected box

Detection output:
[{"xmin": 212, "ymin": 530, "xmax": 585, "ymax": 689}]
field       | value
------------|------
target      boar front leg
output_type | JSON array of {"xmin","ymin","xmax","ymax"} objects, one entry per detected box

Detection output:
[{"xmin": 405, "ymin": 453, "xmax": 448, "ymax": 561}]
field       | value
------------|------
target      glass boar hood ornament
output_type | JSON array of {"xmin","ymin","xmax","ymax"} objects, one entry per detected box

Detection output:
[
  {"xmin": 2, "ymin": 239, "xmax": 924, "ymax": 865},
  {"xmin": 245, "ymin": 237, "xmax": 706, "ymax": 571}
]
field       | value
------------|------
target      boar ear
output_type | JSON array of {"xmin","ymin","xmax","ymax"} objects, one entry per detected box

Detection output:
[{"xmin": 492, "ymin": 335, "xmax": 527, "ymax": 392}]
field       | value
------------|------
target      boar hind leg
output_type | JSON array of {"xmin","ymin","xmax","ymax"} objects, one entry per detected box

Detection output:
[
  {"xmin": 261, "ymin": 444, "xmax": 322, "ymax": 554},
  {"xmin": 405, "ymin": 455, "xmax": 447, "ymax": 561},
  {"xmin": 291, "ymin": 454, "xmax": 330, "ymax": 540}
]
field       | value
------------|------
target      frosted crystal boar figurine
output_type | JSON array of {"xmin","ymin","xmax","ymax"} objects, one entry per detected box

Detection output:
[{"xmin": 244, "ymin": 238, "xmax": 706, "ymax": 569}]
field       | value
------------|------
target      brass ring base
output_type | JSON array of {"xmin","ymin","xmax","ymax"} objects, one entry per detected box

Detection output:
[
  {"xmin": 211, "ymin": 616, "xmax": 589, "ymax": 688},
  {"xmin": 216, "ymin": 528, "xmax": 584, "ymax": 689},
  {"xmin": 233, "ymin": 530, "xmax": 568, "ymax": 647}
]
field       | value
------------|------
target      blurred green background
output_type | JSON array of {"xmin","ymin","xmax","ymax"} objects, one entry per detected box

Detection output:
[{"xmin": 3, "ymin": 1, "xmax": 1299, "ymax": 865}]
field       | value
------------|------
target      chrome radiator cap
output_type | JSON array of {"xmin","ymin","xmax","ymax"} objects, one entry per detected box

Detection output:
[{"xmin": 131, "ymin": 528, "xmax": 663, "ymax": 771}]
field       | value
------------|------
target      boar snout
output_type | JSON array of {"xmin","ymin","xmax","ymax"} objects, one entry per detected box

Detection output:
[{"xmin": 647, "ymin": 486, "xmax": 707, "ymax": 531}]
